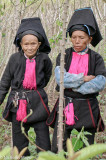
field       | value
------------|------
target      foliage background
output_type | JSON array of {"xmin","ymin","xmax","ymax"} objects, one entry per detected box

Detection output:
[{"xmin": 0, "ymin": 0, "xmax": 105, "ymax": 158}]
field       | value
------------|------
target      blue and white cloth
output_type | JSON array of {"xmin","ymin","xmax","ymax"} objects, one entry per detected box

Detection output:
[{"xmin": 55, "ymin": 66, "xmax": 106, "ymax": 95}]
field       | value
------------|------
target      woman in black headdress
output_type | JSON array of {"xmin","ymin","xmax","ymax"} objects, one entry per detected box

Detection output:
[
  {"xmin": 0, "ymin": 17, "xmax": 52, "ymax": 156},
  {"xmin": 47, "ymin": 7, "xmax": 106, "ymax": 153}
]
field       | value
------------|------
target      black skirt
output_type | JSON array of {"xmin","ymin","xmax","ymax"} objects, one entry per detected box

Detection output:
[
  {"xmin": 3, "ymin": 89, "xmax": 50, "ymax": 123},
  {"xmin": 47, "ymin": 97, "xmax": 105, "ymax": 132}
]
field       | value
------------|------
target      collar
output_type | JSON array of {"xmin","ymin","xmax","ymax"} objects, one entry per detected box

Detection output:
[
  {"xmin": 24, "ymin": 53, "xmax": 36, "ymax": 59},
  {"xmin": 73, "ymin": 47, "xmax": 88, "ymax": 55}
]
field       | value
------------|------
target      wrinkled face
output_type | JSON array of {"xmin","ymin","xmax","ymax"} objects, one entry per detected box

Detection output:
[
  {"xmin": 71, "ymin": 30, "xmax": 92, "ymax": 52},
  {"xmin": 20, "ymin": 34, "xmax": 41, "ymax": 59}
]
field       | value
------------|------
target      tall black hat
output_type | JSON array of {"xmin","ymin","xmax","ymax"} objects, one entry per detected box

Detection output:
[
  {"xmin": 66, "ymin": 7, "xmax": 103, "ymax": 47},
  {"xmin": 14, "ymin": 17, "xmax": 51, "ymax": 53}
]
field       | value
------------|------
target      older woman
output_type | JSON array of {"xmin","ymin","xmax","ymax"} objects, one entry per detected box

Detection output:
[
  {"xmin": 0, "ymin": 17, "xmax": 52, "ymax": 156},
  {"xmin": 47, "ymin": 7, "xmax": 106, "ymax": 153}
]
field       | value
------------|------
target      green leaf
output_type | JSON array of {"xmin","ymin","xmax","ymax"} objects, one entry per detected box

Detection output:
[
  {"xmin": 81, "ymin": 137, "xmax": 89, "ymax": 147},
  {"xmin": 77, "ymin": 132, "xmax": 82, "ymax": 139},
  {"xmin": 2, "ymin": 33, "xmax": 5, "ymax": 37},
  {"xmin": 71, "ymin": 129, "xmax": 79, "ymax": 136},
  {"xmin": 0, "ymin": 146, "xmax": 11, "ymax": 159},
  {"xmin": 37, "ymin": 151, "xmax": 66, "ymax": 160},
  {"xmin": 83, "ymin": 131, "xmax": 92, "ymax": 136},
  {"xmin": 56, "ymin": 20, "xmax": 63, "ymax": 27},
  {"xmin": 75, "ymin": 143, "xmax": 106, "ymax": 160},
  {"xmin": 58, "ymin": 150, "xmax": 66, "ymax": 157},
  {"xmin": 13, "ymin": 146, "xmax": 19, "ymax": 158},
  {"xmin": 21, "ymin": 156, "xmax": 35, "ymax": 160},
  {"xmin": 66, "ymin": 138, "xmax": 74, "ymax": 158},
  {"xmin": 18, "ymin": 147, "xmax": 28, "ymax": 159},
  {"xmin": 72, "ymin": 138, "xmax": 83, "ymax": 152}
]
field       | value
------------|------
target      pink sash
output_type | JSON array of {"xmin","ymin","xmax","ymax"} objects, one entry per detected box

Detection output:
[
  {"xmin": 16, "ymin": 58, "xmax": 37, "ymax": 122},
  {"xmin": 64, "ymin": 103, "xmax": 78, "ymax": 125},
  {"xmin": 23, "ymin": 59, "xmax": 37, "ymax": 90},
  {"xmin": 16, "ymin": 99, "xmax": 27, "ymax": 122},
  {"xmin": 64, "ymin": 52, "xmax": 89, "ymax": 125},
  {"xmin": 68, "ymin": 52, "xmax": 88, "ymax": 76}
]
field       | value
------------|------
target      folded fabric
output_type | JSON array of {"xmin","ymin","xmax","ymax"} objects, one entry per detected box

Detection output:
[
  {"xmin": 73, "ymin": 75, "xmax": 106, "ymax": 94},
  {"xmin": 55, "ymin": 66, "xmax": 106, "ymax": 95},
  {"xmin": 55, "ymin": 66, "xmax": 84, "ymax": 88}
]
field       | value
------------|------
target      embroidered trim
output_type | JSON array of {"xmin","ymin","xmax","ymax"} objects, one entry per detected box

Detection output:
[
  {"xmin": 73, "ymin": 47, "xmax": 88, "ymax": 55},
  {"xmin": 37, "ymin": 90, "xmax": 50, "ymax": 115},
  {"xmin": 46, "ymin": 98, "xmax": 59, "ymax": 126},
  {"xmin": 87, "ymin": 99, "xmax": 96, "ymax": 128}
]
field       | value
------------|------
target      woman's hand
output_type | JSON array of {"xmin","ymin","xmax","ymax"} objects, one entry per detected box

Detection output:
[{"xmin": 84, "ymin": 75, "xmax": 95, "ymax": 82}]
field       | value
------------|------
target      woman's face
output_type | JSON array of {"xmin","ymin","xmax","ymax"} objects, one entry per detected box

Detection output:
[
  {"xmin": 20, "ymin": 34, "xmax": 41, "ymax": 59},
  {"xmin": 71, "ymin": 30, "xmax": 92, "ymax": 52}
]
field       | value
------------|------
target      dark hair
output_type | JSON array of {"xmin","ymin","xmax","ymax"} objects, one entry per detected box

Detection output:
[
  {"xmin": 19, "ymin": 30, "xmax": 44, "ymax": 43},
  {"xmin": 15, "ymin": 30, "xmax": 44, "ymax": 51},
  {"xmin": 69, "ymin": 25, "xmax": 95, "ymax": 37}
]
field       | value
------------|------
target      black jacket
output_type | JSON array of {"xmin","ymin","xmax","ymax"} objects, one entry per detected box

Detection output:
[
  {"xmin": 0, "ymin": 51, "xmax": 52, "ymax": 122},
  {"xmin": 56, "ymin": 47, "xmax": 106, "ymax": 99},
  {"xmin": 47, "ymin": 47, "xmax": 106, "ymax": 131}
]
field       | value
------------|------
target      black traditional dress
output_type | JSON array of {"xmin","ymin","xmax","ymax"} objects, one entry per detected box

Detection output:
[
  {"xmin": 47, "ymin": 47, "xmax": 106, "ymax": 153},
  {"xmin": 0, "ymin": 17, "xmax": 52, "ymax": 156},
  {"xmin": 0, "ymin": 51, "xmax": 52, "ymax": 123}
]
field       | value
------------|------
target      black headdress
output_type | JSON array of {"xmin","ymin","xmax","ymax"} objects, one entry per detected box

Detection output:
[
  {"xmin": 66, "ymin": 7, "xmax": 103, "ymax": 47},
  {"xmin": 14, "ymin": 17, "xmax": 51, "ymax": 53}
]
